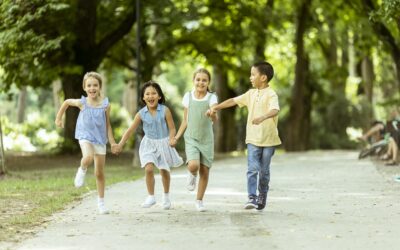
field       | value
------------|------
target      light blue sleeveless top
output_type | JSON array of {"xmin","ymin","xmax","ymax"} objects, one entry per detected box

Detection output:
[
  {"xmin": 139, "ymin": 104, "xmax": 169, "ymax": 139},
  {"xmin": 75, "ymin": 96, "xmax": 109, "ymax": 145}
]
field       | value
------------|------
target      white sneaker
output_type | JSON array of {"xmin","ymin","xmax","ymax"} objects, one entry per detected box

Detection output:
[
  {"xmin": 195, "ymin": 200, "xmax": 206, "ymax": 212},
  {"xmin": 187, "ymin": 172, "xmax": 197, "ymax": 191},
  {"xmin": 162, "ymin": 195, "xmax": 171, "ymax": 210},
  {"xmin": 141, "ymin": 196, "xmax": 156, "ymax": 208},
  {"xmin": 74, "ymin": 167, "xmax": 87, "ymax": 188},
  {"xmin": 98, "ymin": 203, "xmax": 109, "ymax": 214}
]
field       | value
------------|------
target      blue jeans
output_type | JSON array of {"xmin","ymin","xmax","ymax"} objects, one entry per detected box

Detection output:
[{"xmin": 247, "ymin": 144, "xmax": 275, "ymax": 198}]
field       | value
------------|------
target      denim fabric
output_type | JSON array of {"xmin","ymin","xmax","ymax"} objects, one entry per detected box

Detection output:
[
  {"xmin": 247, "ymin": 143, "xmax": 275, "ymax": 197},
  {"xmin": 139, "ymin": 104, "xmax": 169, "ymax": 139}
]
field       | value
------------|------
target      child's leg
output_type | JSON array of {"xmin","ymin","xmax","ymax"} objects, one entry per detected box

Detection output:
[
  {"xmin": 196, "ymin": 164, "xmax": 209, "ymax": 200},
  {"xmin": 93, "ymin": 154, "xmax": 109, "ymax": 214},
  {"xmin": 247, "ymin": 144, "xmax": 261, "ymax": 198},
  {"xmin": 94, "ymin": 154, "xmax": 106, "ymax": 198},
  {"xmin": 80, "ymin": 142, "xmax": 95, "ymax": 169},
  {"xmin": 144, "ymin": 163, "xmax": 155, "ymax": 195},
  {"xmin": 187, "ymin": 160, "xmax": 200, "ymax": 175},
  {"xmin": 258, "ymin": 147, "xmax": 275, "ymax": 195},
  {"xmin": 159, "ymin": 169, "xmax": 170, "ymax": 193},
  {"xmin": 142, "ymin": 163, "xmax": 157, "ymax": 208},
  {"xmin": 160, "ymin": 169, "xmax": 171, "ymax": 209},
  {"xmin": 187, "ymin": 160, "xmax": 200, "ymax": 191},
  {"xmin": 74, "ymin": 142, "xmax": 94, "ymax": 188}
]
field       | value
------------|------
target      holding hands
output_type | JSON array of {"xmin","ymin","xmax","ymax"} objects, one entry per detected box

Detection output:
[
  {"xmin": 205, "ymin": 107, "xmax": 217, "ymax": 118},
  {"xmin": 111, "ymin": 143, "xmax": 123, "ymax": 155},
  {"xmin": 169, "ymin": 137, "xmax": 178, "ymax": 147}
]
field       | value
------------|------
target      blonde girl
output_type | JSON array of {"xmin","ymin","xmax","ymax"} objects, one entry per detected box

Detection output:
[
  {"xmin": 55, "ymin": 72, "xmax": 116, "ymax": 214},
  {"xmin": 175, "ymin": 68, "xmax": 218, "ymax": 212}
]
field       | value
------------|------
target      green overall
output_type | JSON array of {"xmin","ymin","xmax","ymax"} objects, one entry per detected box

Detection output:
[{"xmin": 184, "ymin": 92, "xmax": 214, "ymax": 168}]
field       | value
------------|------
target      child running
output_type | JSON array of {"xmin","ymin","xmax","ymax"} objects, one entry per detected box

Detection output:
[
  {"xmin": 210, "ymin": 61, "xmax": 281, "ymax": 211},
  {"xmin": 112, "ymin": 81, "xmax": 183, "ymax": 210},
  {"xmin": 55, "ymin": 71, "xmax": 116, "ymax": 214},
  {"xmin": 174, "ymin": 68, "xmax": 218, "ymax": 212}
]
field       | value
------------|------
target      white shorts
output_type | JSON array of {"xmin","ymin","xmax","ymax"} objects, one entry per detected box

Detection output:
[{"xmin": 79, "ymin": 140, "xmax": 106, "ymax": 155}]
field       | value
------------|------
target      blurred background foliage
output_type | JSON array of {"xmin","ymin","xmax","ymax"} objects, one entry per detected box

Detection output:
[{"xmin": 1, "ymin": 0, "xmax": 400, "ymax": 154}]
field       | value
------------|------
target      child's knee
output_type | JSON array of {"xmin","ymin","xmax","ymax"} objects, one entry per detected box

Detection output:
[
  {"xmin": 160, "ymin": 169, "xmax": 170, "ymax": 176},
  {"xmin": 145, "ymin": 166, "xmax": 154, "ymax": 176},
  {"xmin": 81, "ymin": 155, "xmax": 94, "ymax": 165},
  {"xmin": 95, "ymin": 170, "xmax": 104, "ymax": 179}
]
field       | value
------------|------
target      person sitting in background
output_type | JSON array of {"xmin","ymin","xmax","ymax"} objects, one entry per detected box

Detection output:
[
  {"xmin": 379, "ymin": 109, "xmax": 400, "ymax": 166},
  {"xmin": 358, "ymin": 120, "xmax": 386, "ymax": 143}
]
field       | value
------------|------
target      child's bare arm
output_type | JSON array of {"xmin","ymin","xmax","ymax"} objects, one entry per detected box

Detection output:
[
  {"xmin": 252, "ymin": 109, "xmax": 279, "ymax": 125},
  {"xmin": 175, "ymin": 108, "xmax": 188, "ymax": 141},
  {"xmin": 118, "ymin": 113, "xmax": 141, "ymax": 148},
  {"xmin": 208, "ymin": 104, "xmax": 218, "ymax": 123},
  {"xmin": 165, "ymin": 107, "xmax": 177, "ymax": 147},
  {"xmin": 210, "ymin": 98, "xmax": 237, "ymax": 114},
  {"xmin": 55, "ymin": 99, "xmax": 81, "ymax": 128},
  {"xmin": 105, "ymin": 105, "xmax": 116, "ymax": 145}
]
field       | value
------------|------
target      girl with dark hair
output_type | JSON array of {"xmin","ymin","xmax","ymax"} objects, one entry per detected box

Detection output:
[{"xmin": 113, "ymin": 80, "xmax": 183, "ymax": 209}]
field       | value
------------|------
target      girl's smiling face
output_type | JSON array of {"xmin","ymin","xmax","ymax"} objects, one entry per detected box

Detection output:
[
  {"xmin": 193, "ymin": 72, "xmax": 210, "ymax": 93},
  {"xmin": 143, "ymin": 86, "xmax": 161, "ymax": 109},
  {"xmin": 84, "ymin": 77, "xmax": 101, "ymax": 99}
]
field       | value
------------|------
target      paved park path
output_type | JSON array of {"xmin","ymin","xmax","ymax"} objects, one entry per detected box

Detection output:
[{"xmin": 10, "ymin": 151, "xmax": 400, "ymax": 250}]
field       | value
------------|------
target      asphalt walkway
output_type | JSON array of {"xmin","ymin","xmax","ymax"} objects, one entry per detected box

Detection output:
[{"xmin": 10, "ymin": 151, "xmax": 400, "ymax": 250}]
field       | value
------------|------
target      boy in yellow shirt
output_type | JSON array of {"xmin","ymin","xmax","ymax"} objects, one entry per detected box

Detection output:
[{"xmin": 210, "ymin": 61, "xmax": 281, "ymax": 210}]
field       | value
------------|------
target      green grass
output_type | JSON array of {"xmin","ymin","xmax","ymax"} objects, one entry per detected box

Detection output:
[{"xmin": 0, "ymin": 153, "xmax": 143, "ymax": 243}]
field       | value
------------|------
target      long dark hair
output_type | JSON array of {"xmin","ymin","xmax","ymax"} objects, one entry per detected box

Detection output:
[{"xmin": 140, "ymin": 80, "xmax": 166, "ymax": 106}]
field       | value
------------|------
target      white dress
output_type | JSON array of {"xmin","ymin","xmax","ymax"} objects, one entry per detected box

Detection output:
[{"xmin": 139, "ymin": 136, "xmax": 183, "ymax": 171}]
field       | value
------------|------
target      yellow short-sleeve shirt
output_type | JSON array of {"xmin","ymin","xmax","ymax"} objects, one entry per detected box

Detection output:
[{"xmin": 234, "ymin": 87, "xmax": 281, "ymax": 147}]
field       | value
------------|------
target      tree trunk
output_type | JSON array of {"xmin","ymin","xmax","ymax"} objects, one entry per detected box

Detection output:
[
  {"xmin": 61, "ymin": 74, "xmax": 85, "ymax": 153},
  {"xmin": 213, "ymin": 65, "xmax": 237, "ymax": 152},
  {"xmin": 0, "ymin": 117, "xmax": 6, "ymax": 175},
  {"xmin": 52, "ymin": 80, "xmax": 62, "ymax": 113},
  {"xmin": 361, "ymin": 0, "xmax": 400, "ymax": 94},
  {"xmin": 17, "ymin": 86, "xmax": 27, "ymax": 124},
  {"xmin": 361, "ymin": 56, "xmax": 374, "ymax": 104},
  {"xmin": 123, "ymin": 80, "xmax": 137, "ymax": 116},
  {"xmin": 285, "ymin": 0, "xmax": 312, "ymax": 151},
  {"xmin": 56, "ymin": 1, "xmax": 136, "ymax": 153}
]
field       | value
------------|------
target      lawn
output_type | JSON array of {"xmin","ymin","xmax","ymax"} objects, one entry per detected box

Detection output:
[{"xmin": 0, "ymin": 152, "xmax": 143, "ymax": 243}]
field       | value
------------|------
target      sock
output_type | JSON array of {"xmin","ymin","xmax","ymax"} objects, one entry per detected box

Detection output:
[
  {"xmin": 80, "ymin": 166, "xmax": 87, "ymax": 171},
  {"xmin": 163, "ymin": 193, "xmax": 170, "ymax": 200},
  {"xmin": 98, "ymin": 197, "xmax": 104, "ymax": 204}
]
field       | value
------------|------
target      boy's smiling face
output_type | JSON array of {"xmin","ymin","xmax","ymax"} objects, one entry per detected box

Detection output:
[{"xmin": 250, "ymin": 66, "xmax": 267, "ymax": 89}]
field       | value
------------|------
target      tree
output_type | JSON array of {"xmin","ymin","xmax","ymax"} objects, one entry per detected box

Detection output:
[
  {"xmin": 285, "ymin": 0, "xmax": 314, "ymax": 151},
  {"xmin": 0, "ymin": 0, "xmax": 137, "ymax": 152},
  {"xmin": 361, "ymin": 0, "xmax": 400, "ymax": 93}
]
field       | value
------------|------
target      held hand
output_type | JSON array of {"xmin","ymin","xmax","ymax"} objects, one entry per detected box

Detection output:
[
  {"xmin": 208, "ymin": 107, "xmax": 217, "ymax": 116},
  {"xmin": 252, "ymin": 117, "xmax": 264, "ymax": 125},
  {"xmin": 169, "ymin": 137, "xmax": 177, "ymax": 147},
  {"xmin": 111, "ymin": 143, "xmax": 121, "ymax": 155},
  {"xmin": 55, "ymin": 118, "xmax": 64, "ymax": 128}
]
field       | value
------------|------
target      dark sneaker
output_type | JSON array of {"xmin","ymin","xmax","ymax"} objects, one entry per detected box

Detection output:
[
  {"xmin": 244, "ymin": 196, "xmax": 257, "ymax": 209},
  {"xmin": 256, "ymin": 193, "xmax": 267, "ymax": 210}
]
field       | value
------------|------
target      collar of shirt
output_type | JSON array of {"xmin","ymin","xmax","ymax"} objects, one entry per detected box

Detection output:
[{"xmin": 143, "ymin": 104, "xmax": 161, "ymax": 113}]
